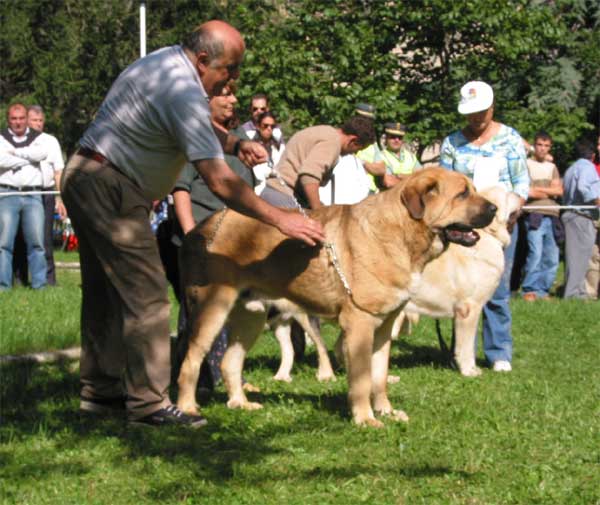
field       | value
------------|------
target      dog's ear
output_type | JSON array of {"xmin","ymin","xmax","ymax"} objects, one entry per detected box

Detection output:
[{"xmin": 401, "ymin": 176, "xmax": 438, "ymax": 220}]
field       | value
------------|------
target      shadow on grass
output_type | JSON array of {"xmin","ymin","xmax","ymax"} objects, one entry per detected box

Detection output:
[
  {"xmin": 391, "ymin": 340, "xmax": 453, "ymax": 370},
  {"xmin": 0, "ymin": 360, "xmax": 290, "ymax": 484},
  {"xmin": 0, "ymin": 357, "xmax": 478, "ymax": 496}
]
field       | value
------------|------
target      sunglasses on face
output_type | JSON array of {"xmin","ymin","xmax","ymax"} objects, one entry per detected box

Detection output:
[
  {"xmin": 387, "ymin": 135, "xmax": 404, "ymax": 140},
  {"xmin": 260, "ymin": 123, "xmax": 275, "ymax": 129},
  {"xmin": 252, "ymin": 106, "xmax": 267, "ymax": 112}
]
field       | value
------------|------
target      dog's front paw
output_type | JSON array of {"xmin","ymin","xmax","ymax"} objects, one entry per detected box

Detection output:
[
  {"xmin": 387, "ymin": 375, "xmax": 401, "ymax": 384},
  {"xmin": 354, "ymin": 416, "xmax": 385, "ymax": 428},
  {"xmin": 458, "ymin": 363, "xmax": 482, "ymax": 377},
  {"xmin": 316, "ymin": 370, "xmax": 336, "ymax": 382},
  {"xmin": 385, "ymin": 409, "xmax": 409, "ymax": 422},
  {"xmin": 227, "ymin": 398, "xmax": 263, "ymax": 410},
  {"xmin": 177, "ymin": 399, "xmax": 199, "ymax": 415},
  {"xmin": 273, "ymin": 372, "xmax": 292, "ymax": 382}
]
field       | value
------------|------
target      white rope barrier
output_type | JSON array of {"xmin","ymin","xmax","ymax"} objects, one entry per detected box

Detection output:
[
  {"xmin": 523, "ymin": 205, "xmax": 598, "ymax": 210},
  {"xmin": 0, "ymin": 190, "xmax": 60, "ymax": 196}
]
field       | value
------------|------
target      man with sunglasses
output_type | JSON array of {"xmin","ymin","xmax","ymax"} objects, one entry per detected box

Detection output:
[{"xmin": 61, "ymin": 20, "xmax": 324, "ymax": 429}]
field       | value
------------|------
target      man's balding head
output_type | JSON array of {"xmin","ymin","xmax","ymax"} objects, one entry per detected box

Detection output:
[
  {"xmin": 183, "ymin": 20, "xmax": 244, "ymax": 60},
  {"xmin": 182, "ymin": 20, "xmax": 245, "ymax": 97}
]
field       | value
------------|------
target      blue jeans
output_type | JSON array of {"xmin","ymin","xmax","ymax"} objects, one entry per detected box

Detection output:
[
  {"xmin": 522, "ymin": 216, "xmax": 559, "ymax": 297},
  {"xmin": 0, "ymin": 190, "xmax": 47, "ymax": 289},
  {"xmin": 481, "ymin": 224, "xmax": 518, "ymax": 364}
]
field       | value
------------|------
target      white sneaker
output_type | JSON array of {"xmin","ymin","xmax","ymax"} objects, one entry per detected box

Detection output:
[{"xmin": 492, "ymin": 360, "xmax": 512, "ymax": 372}]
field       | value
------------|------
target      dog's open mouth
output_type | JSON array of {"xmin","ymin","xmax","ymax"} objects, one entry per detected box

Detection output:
[{"xmin": 442, "ymin": 224, "xmax": 480, "ymax": 247}]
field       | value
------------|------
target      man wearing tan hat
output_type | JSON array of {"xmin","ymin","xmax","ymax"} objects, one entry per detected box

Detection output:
[{"xmin": 377, "ymin": 122, "xmax": 421, "ymax": 188}]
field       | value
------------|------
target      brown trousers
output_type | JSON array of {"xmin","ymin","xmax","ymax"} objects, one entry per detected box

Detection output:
[{"xmin": 61, "ymin": 154, "xmax": 171, "ymax": 419}]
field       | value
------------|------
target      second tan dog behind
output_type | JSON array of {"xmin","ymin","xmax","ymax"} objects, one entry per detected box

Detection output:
[
  {"xmin": 177, "ymin": 168, "xmax": 497, "ymax": 427},
  {"xmin": 392, "ymin": 186, "xmax": 522, "ymax": 376}
]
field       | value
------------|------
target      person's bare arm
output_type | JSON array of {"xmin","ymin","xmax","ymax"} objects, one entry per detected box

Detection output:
[
  {"xmin": 211, "ymin": 124, "xmax": 268, "ymax": 167},
  {"xmin": 301, "ymin": 181, "xmax": 323, "ymax": 210},
  {"xmin": 362, "ymin": 160, "xmax": 386, "ymax": 177},
  {"xmin": 173, "ymin": 189, "xmax": 196, "ymax": 234},
  {"xmin": 545, "ymin": 177, "xmax": 563, "ymax": 197},
  {"xmin": 194, "ymin": 158, "xmax": 325, "ymax": 245},
  {"xmin": 53, "ymin": 170, "xmax": 67, "ymax": 219},
  {"xmin": 528, "ymin": 187, "xmax": 551, "ymax": 199},
  {"xmin": 382, "ymin": 173, "xmax": 402, "ymax": 188},
  {"xmin": 528, "ymin": 178, "xmax": 563, "ymax": 199}
]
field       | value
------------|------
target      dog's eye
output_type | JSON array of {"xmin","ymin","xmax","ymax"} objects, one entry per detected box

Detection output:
[{"xmin": 458, "ymin": 188, "xmax": 470, "ymax": 200}]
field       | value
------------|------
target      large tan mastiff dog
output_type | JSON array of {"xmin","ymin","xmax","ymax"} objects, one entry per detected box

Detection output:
[{"xmin": 177, "ymin": 168, "xmax": 497, "ymax": 427}]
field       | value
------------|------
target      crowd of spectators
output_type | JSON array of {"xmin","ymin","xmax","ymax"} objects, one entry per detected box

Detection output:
[{"xmin": 0, "ymin": 103, "xmax": 66, "ymax": 290}]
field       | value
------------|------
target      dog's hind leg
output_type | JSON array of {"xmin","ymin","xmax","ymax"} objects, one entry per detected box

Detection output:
[
  {"xmin": 272, "ymin": 321, "xmax": 294, "ymax": 382},
  {"xmin": 371, "ymin": 315, "xmax": 409, "ymax": 423},
  {"xmin": 177, "ymin": 285, "xmax": 239, "ymax": 414},
  {"xmin": 453, "ymin": 303, "xmax": 482, "ymax": 377},
  {"xmin": 298, "ymin": 314, "xmax": 335, "ymax": 382},
  {"xmin": 222, "ymin": 299, "xmax": 268, "ymax": 410}
]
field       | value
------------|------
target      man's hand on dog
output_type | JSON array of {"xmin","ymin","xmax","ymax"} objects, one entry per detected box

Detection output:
[{"xmin": 275, "ymin": 211, "xmax": 325, "ymax": 246}]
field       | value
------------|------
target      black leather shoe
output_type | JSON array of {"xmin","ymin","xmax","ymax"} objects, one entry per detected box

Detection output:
[{"xmin": 129, "ymin": 405, "xmax": 207, "ymax": 428}]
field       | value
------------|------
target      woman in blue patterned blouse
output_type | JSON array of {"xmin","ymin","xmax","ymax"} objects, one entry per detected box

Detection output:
[{"xmin": 440, "ymin": 80, "xmax": 530, "ymax": 373}]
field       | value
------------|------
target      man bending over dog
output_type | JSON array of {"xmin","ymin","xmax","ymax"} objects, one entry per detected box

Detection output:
[
  {"xmin": 260, "ymin": 117, "xmax": 376, "ymax": 209},
  {"xmin": 61, "ymin": 20, "xmax": 324, "ymax": 429}
]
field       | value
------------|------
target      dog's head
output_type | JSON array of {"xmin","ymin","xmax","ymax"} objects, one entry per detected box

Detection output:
[
  {"xmin": 477, "ymin": 186, "xmax": 522, "ymax": 248},
  {"xmin": 400, "ymin": 168, "xmax": 497, "ymax": 247}
]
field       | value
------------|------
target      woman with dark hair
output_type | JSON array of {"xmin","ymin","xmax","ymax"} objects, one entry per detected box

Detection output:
[{"xmin": 252, "ymin": 111, "xmax": 285, "ymax": 194}]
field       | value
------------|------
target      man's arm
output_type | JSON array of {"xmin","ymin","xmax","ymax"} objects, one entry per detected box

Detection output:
[
  {"xmin": 54, "ymin": 171, "xmax": 67, "ymax": 219},
  {"xmin": 362, "ymin": 160, "xmax": 386, "ymax": 177},
  {"xmin": 528, "ymin": 178, "xmax": 563, "ymax": 199},
  {"xmin": 194, "ymin": 158, "xmax": 325, "ymax": 245},
  {"xmin": 14, "ymin": 143, "xmax": 47, "ymax": 163},
  {"xmin": 211, "ymin": 124, "xmax": 268, "ymax": 167},
  {"xmin": 173, "ymin": 189, "xmax": 196, "ymax": 235},
  {"xmin": 301, "ymin": 181, "xmax": 323, "ymax": 210},
  {"xmin": 0, "ymin": 148, "xmax": 29, "ymax": 173}
]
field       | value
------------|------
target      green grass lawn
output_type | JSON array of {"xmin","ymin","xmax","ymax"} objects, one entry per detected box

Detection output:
[{"xmin": 1, "ymin": 262, "xmax": 599, "ymax": 504}]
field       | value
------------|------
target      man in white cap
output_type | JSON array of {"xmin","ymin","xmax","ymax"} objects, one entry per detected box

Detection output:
[{"xmin": 440, "ymin": 80, "xmax": 529, "ymax": 372}]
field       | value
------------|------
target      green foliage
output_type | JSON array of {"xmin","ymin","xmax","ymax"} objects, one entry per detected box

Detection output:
[{"xmin": 1, "ymin": 0, "xmax": 599, "ymax": 160}]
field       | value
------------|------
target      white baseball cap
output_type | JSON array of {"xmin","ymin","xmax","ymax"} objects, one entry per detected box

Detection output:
[{"xmin": 457, "ymin": 81, "xmax": 494, "ymax": 115}]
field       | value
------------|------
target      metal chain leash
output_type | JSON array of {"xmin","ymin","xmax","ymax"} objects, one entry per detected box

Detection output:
[
  {"xmin": 273, "ymin": 167, "xmax": 353, "ymax": 296},
  {"xmin": 205, "ymin": 206, "xmax": 228, "ymax": 250}
]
